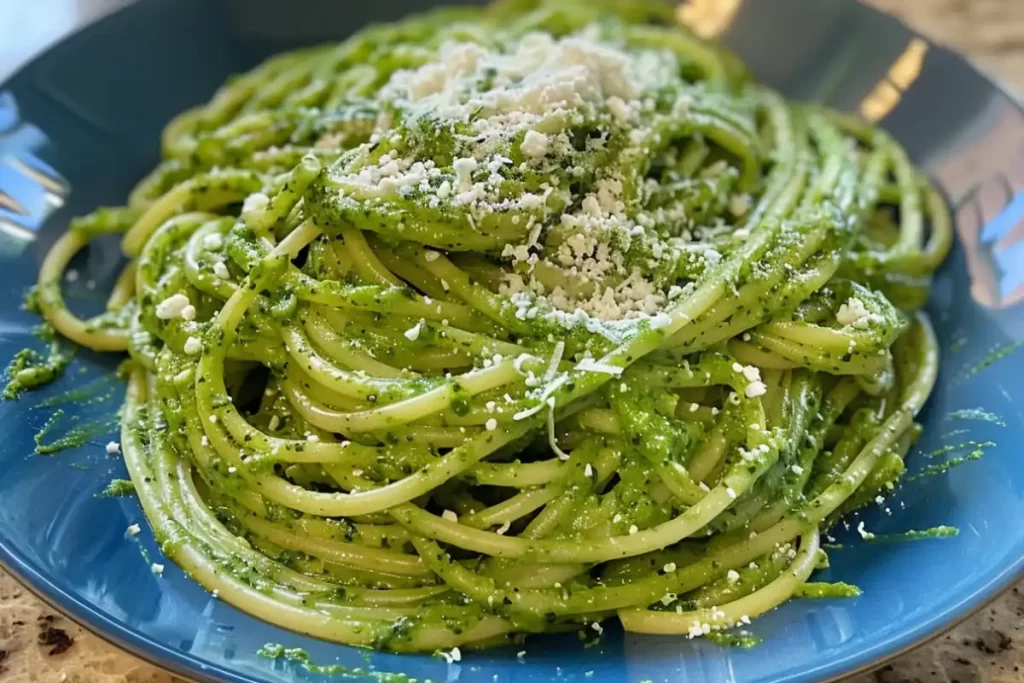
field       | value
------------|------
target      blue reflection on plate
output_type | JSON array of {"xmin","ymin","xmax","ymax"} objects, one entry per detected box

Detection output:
[{"xmin": 1, "ymin": 0, "xmax": 1024, "ymax": 681}]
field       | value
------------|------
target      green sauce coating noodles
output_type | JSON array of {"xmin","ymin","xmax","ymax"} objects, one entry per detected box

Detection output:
[{"xmin": 31, "ymin": 0, "xmax": 949, "ymax": 652}]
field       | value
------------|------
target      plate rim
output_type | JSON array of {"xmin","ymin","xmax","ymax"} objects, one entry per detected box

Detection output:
[{"xmin": 1, "ymin": 1, "xmax": 1024, "ymax": 682}]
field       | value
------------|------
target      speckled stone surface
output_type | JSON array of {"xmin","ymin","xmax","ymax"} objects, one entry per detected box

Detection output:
[{"xmin": 1, "ymin": 1, "xmax": 1023, "ymax": 681}]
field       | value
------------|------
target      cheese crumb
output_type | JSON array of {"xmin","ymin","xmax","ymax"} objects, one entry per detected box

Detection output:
[
  {"xmin": 183, "ymin": 336, "xmax": 202, "ymax": 355},
  {"xmin": 662, "ymin": 562, "xmax": 677, "ymax": 573},
  {"xmin": 745, "ymin": 381, "xmax": 767, "ymax": 398},
  {"xmin": 442, "ymin": 509, "xmax": 459, "ymax": 522},
  {"xmin": 243, "ymin": 192, "xmax": 269, "ymax": 213},
  {"xmin": 836, "ymin": 297, "xmax": 871, "ymax": 327},
  {"xmin": 520, "ymin": 130, "xmax": 550, "ymax": 158},
  {"xmin": 726, "ymin": 569, "xmax": 740, "ymax": 583},
  {"xmin": 105, "ymin": 441, "xmax": 120, "ymax": 454},
  {"xmin": 126, "ymin": 523, "xmax": 141, "ymax": 536},
  {"xmin": 485, "ymin": 418, "xmax": 498, "ymax": 431},
  {"xmin": 213, "ymin": 261, "xmax": 230, "ymax": 279},
  {"xmin": 203, "ymin": 233, "xmax": 223, "ymax": 251},
  {"xmin": 404, "ymin": 323, "xmax": 422, "ymax": 341},
  {"xmin": 453, "ymin": 157, "xmax": 478, "ymax": 192},
  {"xmin": 151, "ymin": 563, "xmax": 165, "ymax": 576},
  {"xmin": 155, "ymin": 294, "xmax": 191, "ymax": 320}
]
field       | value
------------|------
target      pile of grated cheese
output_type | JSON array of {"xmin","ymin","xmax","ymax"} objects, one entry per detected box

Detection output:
[{"xmin": 330, "ymin": 27, "xmax": 750, "ymax": 329}]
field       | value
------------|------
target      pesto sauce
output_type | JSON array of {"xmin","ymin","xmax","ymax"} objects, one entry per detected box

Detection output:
[
  {"xmin": 11, "ymin": 1, "xmax": 960, "ymax": 656},
  {"xmin": 705, "ymin": 630, "xmax": 761, "ymax": 648},
  {"xmin": 909, "ymin": 442, "xmax": 992, "ymax": 481},
  {"xmin": 964, "ymin": 341, "xmax": 1024, "ymax": 379},
  {"xmin": 862, "ymin": 526, "xmax": 958, "ymax": 542},
  {"xmin": 945, "ymin": 408, "xmax": 1006, "ymax": 427},
  {"xmin": 793, "ymin": 582, "xmax": 861, "ymax": 599},
  {"xmin": 99, "ymin": 478, "xmax": 136, "ymax": 497},
  {"xmin": 33, "ymin": 409, "xmax": 118, "ymax": 455},
  {"xmin": 923, "ymin": 440, "xmax": 996, "ymax": 459},
  {"xmin": 257, "ymin": 644, "xmax": 421, "ymax": 683},
  {"xmin": 22, "ymin": 285, "xmax": 41, "ymax": 314},
  {"xmin": 3, "ymin": 338, "xmax": 72, "ymax": 400},
  {"xmin": 35, "ymin": 374, "xmax": 119, "ymax": 409}
]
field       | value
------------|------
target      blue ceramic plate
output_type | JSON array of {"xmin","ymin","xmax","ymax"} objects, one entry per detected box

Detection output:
[{"xmin": 2, "ymin": 1, "xmax": 1024, "ymax": 681}]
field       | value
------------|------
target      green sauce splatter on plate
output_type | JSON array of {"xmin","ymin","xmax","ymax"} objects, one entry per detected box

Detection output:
[
  {"xmin": 99, "ymin": 479, "xmax": 136, "ymax": 497},
  {"xmin": 258, "ymin": 643, "xmax": 419, "ymax": 682},
  {"xmin": 3, "ymin": 325, "xmax": 72, "ymax": 400},
  {"xmin": 945, "ymin": 408, "xmax": 1006, "ymax": 427}
]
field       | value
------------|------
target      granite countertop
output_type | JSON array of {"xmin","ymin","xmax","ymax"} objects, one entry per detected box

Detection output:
[{"xmin": 1, "ymin": 1, "xmax": 1024, "ymax": 682}]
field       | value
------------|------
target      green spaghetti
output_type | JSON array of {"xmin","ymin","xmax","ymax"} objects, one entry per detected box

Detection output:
[{"xmin": 30, "ymin": 0, "xmax": 951, "ymax": 653}]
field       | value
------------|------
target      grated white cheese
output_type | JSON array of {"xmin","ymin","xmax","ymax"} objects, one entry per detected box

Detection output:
[
  {"xmin": 745, "ymin": 380, "xmax": 767, "ymax": 398},
  {"xmin": 155, "ymin": 294, "xmax": 191, "ymax": 320},
  {"xmin": 404, "ymin": 323, "xmax": 422, "ymax": 341},
  {"xmin": 183, "ymin": 336, "xmax": 202, "ymax": 355},
  {"xmin": 242, "ymin": 192, "xmax": 269, "ymax": 213},
  {"xmin": 575, "ymin": 358, "xmax": 623, "ymax": 376},
  {"xmin": 203, "ymin": 233, "xmax": 224, "ymax": 251},
  {"xmin": 520, "ymin": 130, "xmax": 550, "ymax": 158},
  {"xmin": 453, "ymin": 157, "xmax": 478, "ymax": 193},
  {"xmin": 105, "ymin": 441, "xmax": 120, "ymax": 454},
  {"xmin": 836, "ymin": 296, "xmax": 875, "ymax": 328}
]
